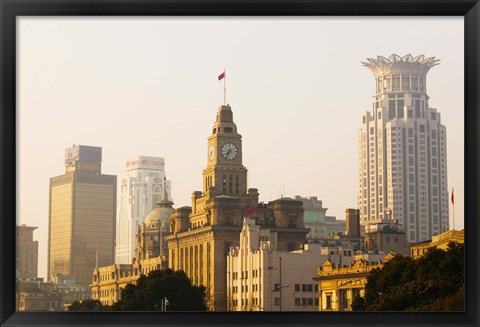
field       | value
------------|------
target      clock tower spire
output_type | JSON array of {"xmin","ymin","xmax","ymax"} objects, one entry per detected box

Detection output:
[{"xmin": 203, "ymin": 104, "xmax": 248, "ymax": 196}]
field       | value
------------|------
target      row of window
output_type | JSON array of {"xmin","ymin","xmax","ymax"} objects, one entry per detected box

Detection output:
[
  {"xmin": 294, "ymin": 297, "xmax": 319, "ymax": 306},
  {"xmin": 294, "ymin": 284, "xmax": 318, "ymax": 292},
  {"xmin": 232, "ymin": 284, "xmax": 262, "ymax": 293}
]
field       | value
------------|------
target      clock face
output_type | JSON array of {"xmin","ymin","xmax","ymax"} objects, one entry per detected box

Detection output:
[
  {"xmin": 208, "ymin": 144, "xmax": 215, "ymax": 161},
  {"xmin": 221, "ymin": 142, "xmax": 238, "ymax": 160}
]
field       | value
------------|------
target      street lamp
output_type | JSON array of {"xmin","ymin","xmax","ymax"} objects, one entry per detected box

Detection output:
[{"xmin": 271, "ymin": 257, "xmax": 290, "ymax": 311}]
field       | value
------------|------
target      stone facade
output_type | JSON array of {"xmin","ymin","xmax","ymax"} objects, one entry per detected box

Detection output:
[
  {"xmin": 16, "ymin": 278, "xmax": 90, "ymax": 311},
  {"xmin": 314, "ymin": 253, "xmax": 395, "ymax": 311},
  {"xmin": 90, "ymin": 196, "xmax": 173, "ymax": 305},
  {"xmin": 16, "ymin": 225, "xmax": 39, "ymax": 280},
  {"xmin": 410, "ymin": 229, "xmax": 464, "ymax": 259},
  {"xmin": 165, "ymin": 104, "xmax": 309, "ymax": 311},
  {"xmin": 227, "ymin": 218, "xmax": 332, "ymax": 311},
  {"xmin": 364, "ymin": 220, "xmax": 410, "ymax": 256}
]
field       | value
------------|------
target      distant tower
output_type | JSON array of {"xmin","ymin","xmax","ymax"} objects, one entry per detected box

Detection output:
[
  {"xmin": 345, "ymin": 209, "xmax": 360, "ymax": 238},
  {"xmin": 115, "ymin": 156, "xmax": 172, "ymax": 264},
  {"xmin": 16, "ymin": 225, "xmax": 39, "ymax": 280},
  {"xmin": 359, "ymin": 54, "xmax": 449, "ymax": 242},
  {"xmin": 48, "ymin": 145, "xmax": 117, "ymax": 286}
]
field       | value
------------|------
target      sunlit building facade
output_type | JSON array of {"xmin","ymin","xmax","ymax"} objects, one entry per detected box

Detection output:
[{"xmin": 48, "ymin": 145, "xmax": 117, "ymax": 287}]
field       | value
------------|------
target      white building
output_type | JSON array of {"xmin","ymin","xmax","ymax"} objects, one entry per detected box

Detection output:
[
  {"xmin": 115, "ymin": 156, "xmax": 172, "ymax": 264},
  {"xmin": 359, "ymin": 54, "xmax": 449, "ymax": 243},
  {"xmin": 226, "ymin": 218, "xmax": 354, "ymax": 311}
]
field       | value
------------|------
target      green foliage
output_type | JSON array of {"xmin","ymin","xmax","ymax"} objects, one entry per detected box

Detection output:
[
  {"xmin": 354, "ymin": 242, "xmax": 464, "ymax": 311},
  {"xmin": 68, "ymin": 299, "xmax": 109, "ymax": 311},
  {"xmin": 112, "ymin": 269, "xmax": 207, "ymax": 311}
]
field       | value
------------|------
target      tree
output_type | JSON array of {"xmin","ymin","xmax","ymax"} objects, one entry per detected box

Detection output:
[
  {"xmin": 112, "ymin": 269, "xmax": 207, "ymax": 311},
  {"xmin": 352, "ymin": 242, "xmax": 464, "ymax": 311},
  {"xmin": 68, "ymin": 299, "xmax": 109, "ymax": 311}
]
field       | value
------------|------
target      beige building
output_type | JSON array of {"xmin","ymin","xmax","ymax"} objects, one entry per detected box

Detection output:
[
  {"xmin": 165, "ymin": 104, "xmax": 309, "ymax": 311},
  {"xmin": 16, "ymin": 225, "xmax": 39, "ymax": 280},
  {"xmin": 48, "ymin": 145, "xmax": 117, "ymax": 287},
  {"xmin": 91, "ymin": 255, "xmax": 167, "ymax": 305},
  {"xmin": 314, "ymin": 253, "xmax": 395, "ymax": 311},
  {"xmin": 91, "ymin": 196, "xmax": 173, "ymax": 305},
  {"xmin": 16, "ymin": 277, "xmax": 90, "ymax": 311},
  {"xmin": 227, "ymin": 218, "xmax": 336, "ymax": 311},
  {"xmin": 364, "ymin": 219, "xmax": 410, "ymax": 256},
  {"xmin": 410, "ymin": 229, "xmax": 464, "ymax": 259}
]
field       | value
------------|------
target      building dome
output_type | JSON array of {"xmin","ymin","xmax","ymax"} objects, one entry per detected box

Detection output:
[{"xmin": 144, "ymin": 193, "xmax": 174, "ymax": 228}]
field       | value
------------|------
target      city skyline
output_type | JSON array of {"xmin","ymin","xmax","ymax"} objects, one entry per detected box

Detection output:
[{"xmin": 17, "ymin": 17, "xmax": 464, "ymax": 280}]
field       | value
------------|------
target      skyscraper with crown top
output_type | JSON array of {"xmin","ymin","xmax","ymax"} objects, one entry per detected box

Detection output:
[{"xmin": 359, "ymin": 54, "xmax": 449, "ymax": 243}]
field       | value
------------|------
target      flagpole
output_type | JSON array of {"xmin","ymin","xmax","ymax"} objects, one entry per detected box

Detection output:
[
  {"xmin": 224, "ymin": 69, "xmax": 227, "ymax": 105},
  {"xmin": 96, "ymin": 244, "xmax": 99, "ymax": 268},
  {"xmin": 452, "ymin": 188, "xmax": 455, "ymax": 231}
]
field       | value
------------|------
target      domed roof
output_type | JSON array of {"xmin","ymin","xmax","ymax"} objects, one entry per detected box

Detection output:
[{"xmin": 144, "ymin": 192, "xmax": 174, "ymax": 227}]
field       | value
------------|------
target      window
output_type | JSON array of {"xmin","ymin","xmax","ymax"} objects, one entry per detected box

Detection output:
[
  {"xmin": 412, "ymin": 76, "xmax": 418, "ymax": 90},
  {"xmin": 302, "ymin": 284, "xmax": 307, "ymax": 292},
  {"xmin": 392, "ymin": 75, "xmax": 400, "ymax": 91},
  {"xmin": 302, "ymin": 298, "xmax": 308, "ymax": 306},
  {"xmin": 414, "ymin": 99, "xmax": 420, "ymax": 118},
  {"xmin": 326, "ymin": 294, "xmax": 332, "ymax": 309},
  {"xmin": 402, "ymin": 76, "xmax": 410, "ymax": 90},
  {"xmin": 294, "ymin": 298, "xmax": 301, "ymax": 305},
  {"xmin": 295, "ymin": 284, "xmax": 300, "ymax": 292},
  {"xmin": 389, "ymin": 100, "xmax": 396, "ymax": 119},
  {"xmin": 274, "ymin": 297, "xmax": 280, "ymax": 306},
  {"xmin": 397, "ymin": 100, "xmax": 404, "ymax": 118},
  {"xmin": 308, "ymin": 298, "xmax": 314, "ymax": 306},
  {"xmin": 307, "ymin": 284, "xmax": 313, "ymax": 292}
]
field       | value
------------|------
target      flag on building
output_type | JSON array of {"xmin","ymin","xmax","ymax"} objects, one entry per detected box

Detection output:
[
  {"xmin": 218, "ymin": 71, "xmax": 225, "ymax": 81},
  {"xmin": 246, "ymin": 205, "xmax": 256, "ymax": 215},
  {"xmin": 451, "ymin": 187, "xmax": 455, "ymax": 205}
]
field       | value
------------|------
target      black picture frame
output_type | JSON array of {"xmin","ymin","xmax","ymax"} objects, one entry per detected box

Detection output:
[{"xmin": 1, "ymin": 1, "xmax": 479, "ymax": 326}]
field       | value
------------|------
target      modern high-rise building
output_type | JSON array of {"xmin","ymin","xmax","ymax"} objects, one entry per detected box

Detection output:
[
  {"xmin": 359, "ymin": 54, "xmax": 449, "ymax": 242},
  {"xmin": 115, "ymin": 156, "xmax": 172, "ymax": 264},
  {"xmin": 16, "ymin": 225, "xmax": 39, "ymax": 280},
  {"xmin": 48, "ymin": 145, "xmax": 117, "ymax": 287}
]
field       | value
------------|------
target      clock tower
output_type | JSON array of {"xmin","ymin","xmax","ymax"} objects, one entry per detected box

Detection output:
[
  {"xmin": 203, "ymin": 105, "xmax": 248, "ymax": 196},
  {"xmin": 166, "ymin": 102, "xmax": 308, "ymax": 312}
]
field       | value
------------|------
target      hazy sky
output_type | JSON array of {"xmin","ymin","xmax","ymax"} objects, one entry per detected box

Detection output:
[{"xmin": 17, "ymin": 17, "xmax": 464, "ymax": 279}]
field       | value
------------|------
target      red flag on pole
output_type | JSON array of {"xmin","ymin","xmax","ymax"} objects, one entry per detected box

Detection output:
[
  {"xmin": 246, "ymin": 206, "xmax": 256, "ymax": 215},
  {"xmin": 451, "ymin": 187, "xmax": 454, "ymax": 205},
  {"xmin": 218, "ymin": 71, "xmax": 225, "ymax": 81}
]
